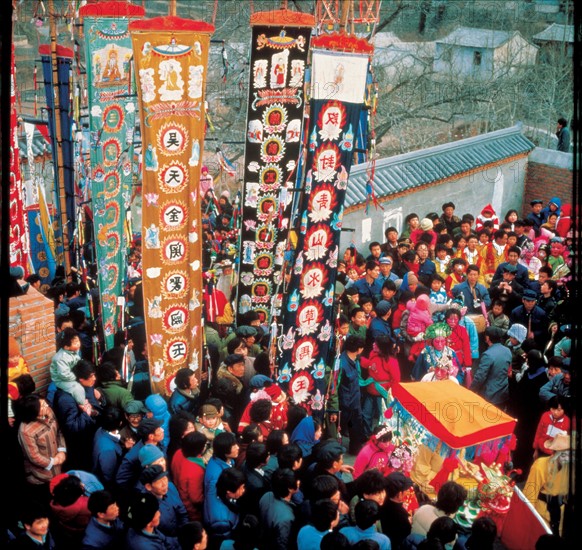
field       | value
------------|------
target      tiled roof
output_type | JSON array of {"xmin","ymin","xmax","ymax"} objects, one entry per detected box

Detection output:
[
  {"xmin": 436, "ymin": 27, "xmax": 515, "ymax": 49},
  {"xmin": 18, "ymin": 128, "xmax": 50, "ymax": 160},
  {"xmin": 344, "ymin": 125, "xmax": 535, "ymax": 208},
  {"xmin": 533, "ymin": 24, "xmax": 574, "ymax": 43}
]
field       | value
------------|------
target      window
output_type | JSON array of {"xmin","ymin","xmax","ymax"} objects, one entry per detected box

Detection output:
[{"xmin": 473, "ymin": 51, "xmax": 482, "ymax": 66}]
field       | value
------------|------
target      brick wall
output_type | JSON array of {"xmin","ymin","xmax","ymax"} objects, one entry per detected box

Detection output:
[
  {"xmin": 9, "ymin": 286, "xmax": 56, "ymax": 394},
  {"xmin": 523, "ymin": 149, "xmax": 573, "ymax": 217}
]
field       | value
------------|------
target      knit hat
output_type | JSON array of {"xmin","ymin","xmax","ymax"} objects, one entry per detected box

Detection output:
[
  {"xmin": 249, "ymin": 374, "xmax": 272, "ymax": 390},
  {"xmin": 140, "ymin": 464, "xmax": 168, "ymax": 485},
  {"xmin": 138, "ymin": 444, "xmax": 165, "ymax": 467},
  {"xmin": 420, "ymin": 218, "xmax": 433, "ymax": 231},
  {"xmin": 235, "ymin": 326, "xmax": 258, "ymax": 338},
  {"xmin": 8, "ymin": 336, "xmax": 20, "ymax": 357},
  {"xmin": 375, "ymin": 300, "xmax": 392, "ymax": 317},
  {"xmin": 406, "ymin": 273, "xmax": 419, "ymax": 286},
  {"xmin": 507, "ymin": 324, "xmax": 527, "ymax": 344},
  {"xmin": 264, "ymin": 384, "xmax": 283, "ymax": 401},
  {"xmin": 127, "ymin": 492, "xmax": 159, "ymax": 528}
]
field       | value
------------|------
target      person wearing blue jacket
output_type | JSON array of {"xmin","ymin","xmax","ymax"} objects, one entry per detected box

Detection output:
[
  {"xmin": 125, "ymin": 492, "xmax": 179, "ymax": 550},
  {"xmin": 541, "ymin": 196, "xmax": 562, "ymax": 222},
  {"xmin": 116, "ymin": 418, "xmax": 165, "ymax": 490},
  {"xmin": 204, "ymin": 468, "xmax": 245, "ymax": 544},
  {"xmin": 204, "ymin": 432, "xmax": 238, "ymax": 505},
  {"xmin": 52, "ymin": 360, "xmax": 104, "ymax": 471},
  {"xmin": 168, "ymin": 368, "xmax": 201, "ymax": 416},
  {"xmin": 141, "ymin": 466, "xmax": 188, "ymax": 540},
  {"xmin": 92, "ymin": 408, "xmax": 124, "ymax": 492},
  {"xmin": 470, "ymin": 327, "xmax": 512, "ymax": 408},
  {"xmin": 146, "ymin": 394, "xmax": 171, "ymax": 450},
  {"xmin": 82, "ymin": 490, "xmax": 125, "ymax": 550}
]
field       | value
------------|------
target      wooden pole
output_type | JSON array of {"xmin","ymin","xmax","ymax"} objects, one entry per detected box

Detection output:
[
  {"xmin": 48, "ymin": 0, "xmax": 71, "ymax": 274},
  {"xmin": 339, "ymin": 0, "xmax": 351, "ymax": 31},
  {"xmin": 169, "ymin": 0, "xmax": 177, "ymax": 16}
]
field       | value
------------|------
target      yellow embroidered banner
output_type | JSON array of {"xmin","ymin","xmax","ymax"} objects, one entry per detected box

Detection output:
[{"xmin": 130, "ymin": 17, "xmax": 214, "ymax": 394}]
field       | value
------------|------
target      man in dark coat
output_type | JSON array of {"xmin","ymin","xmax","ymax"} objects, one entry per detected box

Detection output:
[
  {"xmin": 52, "ymin": 360, "xmax": 104, "ymax": 471},
  {"xmin": 509, "ymin": 290, "xmax": 549, "ymax": 347},
  {"xmin": 470, "ymin": 327, "xmax": 512, "ymax": 409}
]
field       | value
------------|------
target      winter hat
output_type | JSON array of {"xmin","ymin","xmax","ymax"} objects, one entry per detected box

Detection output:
[
  {"xmin": 507, "ymin": 324, "xmax": 527, "ymax": 344},
  {"xmin": 137, "ymin": 418, "xmax": 163, "ymax": 440},
  {"xmin": 481, "ymin": 204, "xmax": 496, "ymax": 215},
  {"xmin": 264, "ymin": 384, "xmax": 283, "ymax": 401},
  {"xmin": 140, "ymin": 464, "xmax": 168, "ymax": 485},
  {"xmin": 199, "ymin": 404, "xmax": 219, "ymax": 418},
  {"xmin": 249, "ymin": 374, "xmax": 272, "ymax": 390},
  {"xmin": 420, "ymin": 218, "xmax": 433, "ymax": 232},
  {"xmin": 375, "ymin": 300, "xmax": 392, "ymax": 317},
  {"xmin": 221, "ymin": 190, "xmax": 231, "ymax": 199},
  {"xmin": 139, "ymin": 444, "xmax": 165, "ymax": 467},
  {"xmin": 407, "ymin": 273, "xmax": 419, "ymax": 286},
  {"xmin": 128, "ymin": 492, "xmax": 159, "ymax": 529},
  {"xmin": 124, "ymin": 400, "xmax": 148, "ymax": 415},
  {"xmin": 236, "ymin": 326, "xmax": 258, "ymax": 338},
  {"xmin": 8, "ymin": 336, "xmax": 20, "ymax": 357}
]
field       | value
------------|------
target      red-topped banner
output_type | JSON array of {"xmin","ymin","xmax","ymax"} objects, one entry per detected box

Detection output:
[
  {"xmin": 131, "ymin": 18, "xmax": 214, "ymax": 395},
  {"xmin": 311, "ymin": 32, "xmax": 375, "ymax": 53},
  {"xmin": 250, "ymin": 9, "xmax": 316, "ymax": 27},
  {"xmin": 129, "ymin": 16, "xmax": 215, "ymax": 33},
  {"xmin": 38, "ymin": 44, "xmax": 75, "ymax": 58},
  {"xmin": 79, "ymin": 0, "xmax": 145, "ymax": 18}
]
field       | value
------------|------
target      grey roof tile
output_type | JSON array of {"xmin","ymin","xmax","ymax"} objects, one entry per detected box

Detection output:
[{"xmin": 345, "ymin": 125, "xmax": 534, "ymax": 208}]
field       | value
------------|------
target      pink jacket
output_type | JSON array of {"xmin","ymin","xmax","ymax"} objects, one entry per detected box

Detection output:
[
  {"xmin": 353, "ymin": 439, "xmax": 395, "ymax": 478},
  {"xmin": 406, "ymin": 295, "xmax": 433, "ymax": 336}
]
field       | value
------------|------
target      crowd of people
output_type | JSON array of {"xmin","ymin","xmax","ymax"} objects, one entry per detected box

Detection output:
[{"xmin": 6, "ymin": 193, "xmax": 574, "ymax": 550}]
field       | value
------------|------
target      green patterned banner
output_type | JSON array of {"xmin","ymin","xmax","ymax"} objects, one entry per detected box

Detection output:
[{"xmin": 80, "ymin": 2, "xmax": 144, "ymax": 349}]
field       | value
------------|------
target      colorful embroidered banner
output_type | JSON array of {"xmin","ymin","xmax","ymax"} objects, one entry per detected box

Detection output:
[
  {"xmin": 23, "ymin": 122, "xmax": 57, "ymax": 292},
  {"xmin": 130, "ymin": 16, "xmax": 214, "ymax": 394},
  {"xmin": 79, "ymin": 1, "xmax": 144, "ymax": 349},
  {"xmin": 278, "ymin": 34, "xmax": 373, "ymax": 410},
  {"xmin": 237, "ymin": 10, "xmax": 315, "ymax": 325},
  {"xmin": 10, "ymin": 44, "xmax": 32, "ymax": 274},
  {"xmin": 39, "ymin": 44, "xmax": 75, "ymax": 266}
]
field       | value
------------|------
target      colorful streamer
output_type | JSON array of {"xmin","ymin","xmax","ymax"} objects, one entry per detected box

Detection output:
[
  {"xmin": 79, "ymin": 1, "xmax": 145, "ymax": 349},
  {"xmin": 237, "ymin": 9, "xmax": 315, "ymax": 325},
  {"xmin": 130, "ymin": 16, "xmax": 215, "ymax": 394},
  {"xmin": 278, "ymin": 33, "xmax": 373, "ymax": 411}
]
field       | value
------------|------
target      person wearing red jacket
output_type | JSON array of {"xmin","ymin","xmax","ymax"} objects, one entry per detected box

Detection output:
[
  {"xmin": 533, "ymin": 395, "xmax": 570, "ymax": 459},
  {"xmin": 171, "ymin": 431, "xmax": 207, "ymax": 521},
  {"xmin": 444, "ymin": 309, "xmax": 473, "ymax": 385},
  {"xmin": 360, "ymin": 336, "xmax": 401, "ymax": 437}
]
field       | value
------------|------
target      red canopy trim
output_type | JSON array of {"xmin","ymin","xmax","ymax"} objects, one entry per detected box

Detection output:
[
  {"xmin": 311, "ymin": 32, "xmax": 374, "ymax": 54},
  {"xmin": 38, "ymin": 45, "xmax": 74, "ymax": 58},
  {"xmin": 129, "ymin": 16, "xmax": 214, "ymax": 34},
  {"xmin": 79, "ymin": 1, "xmax": 145, "ymax": 17},
  {"xmin": 250, "ymin": 9, "xmax": 315, "ymax": 28},
  {"xmin": 392, "ymin": 382, "xmax": 517, "ymax": 449}
]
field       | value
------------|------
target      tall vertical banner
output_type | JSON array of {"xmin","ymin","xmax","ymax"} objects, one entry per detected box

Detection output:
[
  {"xmin": 237, "ymin": 10, "xmax": 315, "ymax": 325},
  {"xmin": 278, "ymin": 35, "xmax": 373, "ymax": 411},
  {"xmin": 79, "ymin": 1, "xmax": 145, "ymax": 349},
  {"xmin": 130, "ymin": 17, "xmax": 214, "ymax": 394},
  {"xmin": 10, "ymin": 44, "xmax": 32, "ymax": 273},
  {"xmin": 39, "ymin": 44, "xmax": 75, "ymax": 265}
]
